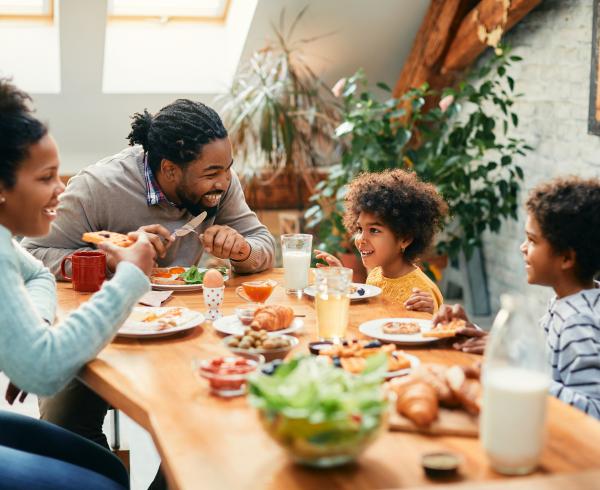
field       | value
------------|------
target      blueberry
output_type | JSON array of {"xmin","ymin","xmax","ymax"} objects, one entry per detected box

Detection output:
[
  {"xmin": 364, "ymin": 341, "xmax": 382, "ymax": 349},
  {"xmin": 333, "ymin": 356, "xmax": 342, "ymax": 368},
  {"xmin": 357, "ymin": 288, "xmax": 365, "ymax": 296},
  {"xmin": 261, "ymin": 359, "xmax": 283, "ymax": 376}
]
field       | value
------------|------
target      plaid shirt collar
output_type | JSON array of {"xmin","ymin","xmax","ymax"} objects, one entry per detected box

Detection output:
[{"xmin": 143, "ymin": 155, "xmax": 177, "ymax": 207}]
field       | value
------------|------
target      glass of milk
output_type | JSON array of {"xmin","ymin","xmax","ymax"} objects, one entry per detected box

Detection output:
[
  {"xmin": 281, "ymin": 234, "xmax": 312, "ymax": 295},
  {"xmin": 481, "ymin": 294, "xmax": 550, "ymax": 475}
]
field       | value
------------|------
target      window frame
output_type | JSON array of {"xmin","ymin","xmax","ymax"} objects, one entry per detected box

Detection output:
[
  {"xmin": 107, "ymin": 0, "xmax": 231, "ymax": 24},
  {"xmin": 0, "ymin": 0, "xmax": 54, "ymax": 22}
]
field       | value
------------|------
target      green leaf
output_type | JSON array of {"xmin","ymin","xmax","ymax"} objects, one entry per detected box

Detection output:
[
  {"xmin": 511, "ymin": 113, "xmax": 519, "ymax": 127},
  {"xmin": 376, "ymin": 82, "xmax": 391, "ymax": 92},
  {"xmin": 335, "ymin": 121, "xmax": 354, "ymax": 137}
]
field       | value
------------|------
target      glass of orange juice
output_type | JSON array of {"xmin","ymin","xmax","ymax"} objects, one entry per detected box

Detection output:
[
  {"xmin": 314, "ymin": 267, "xmax": 352, "ymax": 342},
  {"xmin": 235, "ymin": 279, "xmax": 277, "ymax": 304}
]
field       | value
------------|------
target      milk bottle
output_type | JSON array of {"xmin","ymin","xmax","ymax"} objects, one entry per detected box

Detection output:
[{"xmin": 481, "ymin": 295, "xmax": 550, "ymax": 475}]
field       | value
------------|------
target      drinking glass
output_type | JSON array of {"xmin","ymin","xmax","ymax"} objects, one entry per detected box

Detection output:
[
  {"xmin": 314, "ymin": 267, "xmax": 352, "ymax": 342},
  {"xmin": 281, "ymin": 234, "xmax": 312, "ymax": 295}
]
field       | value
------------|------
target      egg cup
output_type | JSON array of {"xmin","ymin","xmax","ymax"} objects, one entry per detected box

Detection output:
[{"xmin": 204, "ymin": 285, "xmax": 225, "ymax": 321}]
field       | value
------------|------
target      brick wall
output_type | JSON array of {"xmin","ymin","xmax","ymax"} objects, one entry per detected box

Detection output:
[{"xmin": 480, "ymin": 0, "xmax": 600, "ymax": 318}]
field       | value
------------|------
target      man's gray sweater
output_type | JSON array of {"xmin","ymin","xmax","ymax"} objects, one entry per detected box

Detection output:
[{"xmin": 22, "ymin": 146, "xmax": 275, "ymax": 277}]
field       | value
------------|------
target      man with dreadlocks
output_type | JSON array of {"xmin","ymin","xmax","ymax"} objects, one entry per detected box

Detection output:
[
  {"xmin": 20, "ymin": 99, "xmax": 276, "ymax": 469},
  {"xmin": 23, "ymin": 98, "xmax": 275, "ymax": 278}
]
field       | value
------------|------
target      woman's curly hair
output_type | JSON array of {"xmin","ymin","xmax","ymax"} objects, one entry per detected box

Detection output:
[
  {"xmin": 343, "ymin": 169, "xmax": 448, "ymax": 262},
  {"xmin": 526, "ymin": 176, "xmax": 600, "ymax": 282}
]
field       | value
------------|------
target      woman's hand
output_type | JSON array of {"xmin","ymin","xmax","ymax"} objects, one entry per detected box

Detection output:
[
  {"xmin": 404, "ymin": 288, "xmax": 435, "ymax": 313},
  {"xmin": 433, "ymin": 304, "xmax": 488, "ymax": 355},
  {"xmin": 99, "ymin": 232, "xmax": 156, "ymax": 277},
  {"xmin": 313, "ymin": 249, "xmax": 342, "ymax": 268}
]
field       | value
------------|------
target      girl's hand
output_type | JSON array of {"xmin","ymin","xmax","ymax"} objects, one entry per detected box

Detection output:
[
  {"xmin": 404, "ymin": 288, "xmax": 434, "ymax": 313},
  {"xmin": 313, "ymin": 249, "xmax": 342, "ymax": 268}
]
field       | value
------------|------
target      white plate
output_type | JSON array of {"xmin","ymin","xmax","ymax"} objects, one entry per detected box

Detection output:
[
  {"xmin": 303, "ymin": 283, "xmax": 382, "ymax": 301},
  {"xmin": 118, "ymin": 306, "xmax": 204, "ymax": 338},
  {"xmin": 151, "ymin": 267, "xmax": 229, "ymax": 291},
  {"xmin": 359, "ymin": 317, "xmax": 438, "ymax": 346},
  {"xmin": 212, "ymin": 315, "xmax": 304, "ymax": 337},
  {"xmin": 386, "ymin": 352, "xmax": 420, "ymax": 378}
]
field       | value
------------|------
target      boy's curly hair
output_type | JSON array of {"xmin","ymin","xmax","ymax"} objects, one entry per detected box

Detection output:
[
  {"xmin": 343, "ymin": 169, "xmax": 448, "ymax": 262},
  {"xmin": 526, "ymin": 176, "xmax": 600, "ymax": 282}
]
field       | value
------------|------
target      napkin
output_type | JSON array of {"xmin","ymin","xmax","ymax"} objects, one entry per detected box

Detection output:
[{"xmin": 138, "ymin": 290, "xmax": 173, "ymax": 307}]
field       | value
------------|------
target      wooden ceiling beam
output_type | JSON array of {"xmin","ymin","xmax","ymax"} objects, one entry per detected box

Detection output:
[
  {"xmin": 441, "ymin": 0, "xmax": 542, "ymax": 73},
  {"xmin": 392, "ymin": 0, "xmax": 478, "ymax": 98}
]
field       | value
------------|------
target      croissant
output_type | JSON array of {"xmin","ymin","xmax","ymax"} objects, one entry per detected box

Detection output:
[
  {"xmin": 250, "ymin": 305, "xmax": 294, "ymax": 332},
  {"xmin": 445, "ymin": 365, "xmax": 482, "ymax": 415},
  {"xmin": 393, "ymin": 378, "xmax": 439, "ymax": 428}
]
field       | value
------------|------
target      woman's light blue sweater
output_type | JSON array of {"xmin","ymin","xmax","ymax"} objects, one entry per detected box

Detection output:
[{"xmin": 0, "ymin": 225, "xmax": 149, "ymax": 396}]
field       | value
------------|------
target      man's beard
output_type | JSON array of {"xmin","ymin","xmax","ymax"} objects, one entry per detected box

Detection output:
[{"xmin": 176, "ymin": 187, "xmax": 221, "ymax": 218}]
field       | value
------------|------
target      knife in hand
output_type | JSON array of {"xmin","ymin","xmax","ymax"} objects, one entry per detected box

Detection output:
[{"xmin": 171, "ymin": 211, "xmax": 208, "ymax": 239}]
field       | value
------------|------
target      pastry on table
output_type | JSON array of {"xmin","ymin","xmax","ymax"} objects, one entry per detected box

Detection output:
[
  {"xmin": 391, "ymin": 376, "xmax": 439, "ymax": 428},
  {"xmin": 382, "ymin": 320, "xmax": 421, "ymax": 335},
  {"xmin": 250, "ymin": 305, "xmax": 294, "ymax": 332},
  {"xmin": 422, "ymin": 318, "xmax": 467, "ymax": 338}
]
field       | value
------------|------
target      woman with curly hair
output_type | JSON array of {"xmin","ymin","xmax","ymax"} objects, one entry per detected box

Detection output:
[{"xmin": 315, "ymin": 169, "xmax": 448, "ymax": 313}]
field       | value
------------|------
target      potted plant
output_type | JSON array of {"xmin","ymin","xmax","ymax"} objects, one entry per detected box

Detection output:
[
  {"xmin": 306, "ymin": 46, "xmax": 531, "ymax": 277},
  {"xmin": 218, "ymin": 7, "xmax": 341, "ymax": 210}
]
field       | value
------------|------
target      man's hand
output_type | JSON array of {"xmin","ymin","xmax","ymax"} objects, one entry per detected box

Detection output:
[
  {"xmin": 201, "ymin": 225, "xmax": 251, "ymax": 261},
  {"xmin": 99, "ymin": 232, "xmax": 156, "ymax": 277},
  {"xmin": 405, "ymin": 288, "xmax": 435, "ymax": 313},
  {"xmin": 134, "ymin": 224, "xmax": 175, "ymax": 260},
  {"xmin": 313, "ymin": 249, "xmax": 342, "ymax": 268},
  {"xmin": 433, "ymin": 304, "xmax": 488, "ymax": 355}
]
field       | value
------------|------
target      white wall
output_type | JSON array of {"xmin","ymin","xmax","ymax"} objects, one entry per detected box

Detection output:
[
  {"xmin": 18, "ymin": 0, "xmax": 429, "ymax": 175},
  {"xmin": 480, "ymin": 0, "xmax": 600, "ymax": 318}
]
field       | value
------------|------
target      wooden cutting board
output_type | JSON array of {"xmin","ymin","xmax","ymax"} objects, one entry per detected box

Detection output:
[{"xmin": 388, "ymin": 405, "xmax": 479, "ymax": 437}]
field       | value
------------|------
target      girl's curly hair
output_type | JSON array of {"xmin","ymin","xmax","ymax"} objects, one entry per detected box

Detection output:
[{"xmin": 343, "ymin": 169, "xmax": 448, "ymax": 262}]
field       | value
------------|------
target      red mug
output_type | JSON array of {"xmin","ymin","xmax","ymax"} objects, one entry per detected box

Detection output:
[{"xmin": 61, "ymin": 251, "xmax": 106, "ymax": 292}]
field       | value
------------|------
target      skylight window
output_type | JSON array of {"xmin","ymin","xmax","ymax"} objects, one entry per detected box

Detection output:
[
  {"xmin": 0, "ymin": 0, "xmax": 53, "ymax": 19},
  {"xmin": 108, "ymin": 0, "xmax": 230, "ymax": 22}
]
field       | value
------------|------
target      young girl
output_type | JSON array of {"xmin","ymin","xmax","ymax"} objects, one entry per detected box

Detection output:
[{"xmin": 315, "ymin": 169, "xmax": 448, "ymax": 313}]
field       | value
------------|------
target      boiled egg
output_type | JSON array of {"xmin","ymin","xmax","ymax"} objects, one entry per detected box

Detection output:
[{"xmin": 203, "ymin": 268, "xmax": 224, "ymax": 288}]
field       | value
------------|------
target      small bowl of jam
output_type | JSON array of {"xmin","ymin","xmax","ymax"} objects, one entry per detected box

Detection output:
[{"xmin": 194, "ymin": 354, "xmax": 263, "ymax": 397}]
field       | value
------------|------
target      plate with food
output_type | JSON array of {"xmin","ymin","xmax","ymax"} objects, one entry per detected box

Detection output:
[
  {"xmin": 213, "ymin": 305, "xmax": 303, "ymax": 337},
  {"xmin": 118, "ymin": 306, "xmax": 205, "ymax": 338},
  {"xmin": 359, "ymin": 317, "xmax": 458, "ymax": 345},
  {"xmin": 303, "ymin": 283, "xmax": 381, "ymax": 301},
  {"xmin": 312, "ymin": 339, "xmax": 419, "ymax": 378},
  {"xmin": 150, "ymin": 266, "xmax": 228, "ymax": 291}
]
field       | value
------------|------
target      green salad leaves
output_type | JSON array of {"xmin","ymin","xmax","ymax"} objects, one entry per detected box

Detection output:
[
  {"xmin": 249, "ymin": 355, "xmax": 388, "ymax": 423},
  {"xmin": 178, "ymin": 266, "xmax": 228, "ymax": 284}
]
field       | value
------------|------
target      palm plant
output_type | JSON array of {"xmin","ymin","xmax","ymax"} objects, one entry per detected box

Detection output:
[{"xmin": 218, "ymin": 7, "xmax": 341, "ymax": 193}]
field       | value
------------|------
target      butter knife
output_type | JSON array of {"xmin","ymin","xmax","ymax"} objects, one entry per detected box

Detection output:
[{"xmin": 171, "ymin": 211, "xmax": 207, "ymax": 238}]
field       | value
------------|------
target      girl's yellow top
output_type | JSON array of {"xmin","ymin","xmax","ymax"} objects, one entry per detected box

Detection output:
[{"xmin": 366, "ymin": 266, "xmax": 443, "ymax": 312}]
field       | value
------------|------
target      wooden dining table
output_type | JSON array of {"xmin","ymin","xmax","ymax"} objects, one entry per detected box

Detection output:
[{"xmin": 56, "ymin": 269, "xmax": 600, "ymax": 490}]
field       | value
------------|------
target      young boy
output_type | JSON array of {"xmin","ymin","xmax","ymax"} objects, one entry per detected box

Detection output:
[{"xmin": 435, "ymin": 176, "xmax": 600, "ymax": 418}]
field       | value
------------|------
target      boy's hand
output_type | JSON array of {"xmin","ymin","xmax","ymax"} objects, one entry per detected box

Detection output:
[
  {"xmin": 313, "ymin": 249, "xmax": 342, "ymax": 268},
  {"xmin": 433, "ymin": 304, "xmax": 488, "ymax": 355},
  {"xmin": 405, "ymin": 288, "xmax": 434, "ymax": 313}
]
